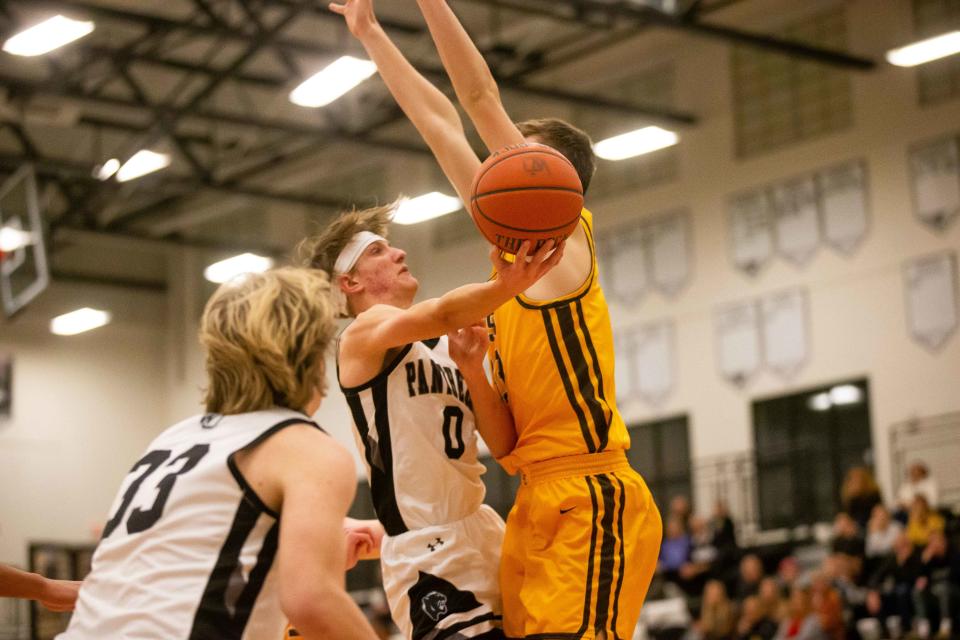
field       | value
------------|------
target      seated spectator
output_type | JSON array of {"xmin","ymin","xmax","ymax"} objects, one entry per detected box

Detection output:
[
  {"xmin": 810, "ymin": 573, "xmax": 844, "ymax": 640},
  {"xmin": 913, "ymin": 530, "xmax": 960, "ymax": 638},
  {"xmin": 711, "ymin": 500, "xmax": 738, "ymax": 550},
  {"xmin": 679, "ymin": 515, "xmax": 718, "ymax": 595},
  {"xmin": 866, "ymin": 533, "xmax": 923, "ymax": 633},
  {"xmin": 695, "ymin": 579, "xmax": 737, "ymax": 640},
  {"xmin": 775, "ymin": 586, "xmax": 828, "ymax": 640},
  {"xmin": 659, "ymin": 516, "xmax": 692, "ymax": 582},
  {"xmin": 760, "ymin": 576, "xmax": 787, "ymax": 621},
  {"xmin": 736, "ymin": 554, "xmax": 765, "ymax": 601},
  {"xmin": 906, "ymin": 495, "xmax": 946, "ymax": 547},
  {"xmin": 777, "ymin": 557, "xmax": 800, "ymax": 597},
  {"xmin": 866, "ymin": 504, "xmax": 902, "ymax": 559},
  {"xmin": 822, "ymin": 554, "xmax": 870, "ymax": 630},
  {"xmin": 671, "ymin": 494, "xmax": 693, "ymax": 532},
  {"xmin": 737, "ymin": 595, "xmax": 779, "ymax": 640},
  {"xmin": 831, "ymin": 512, "xmax": 866, "ymax": 562},
  {"xmin": 841, "ymin": 467, "xmax": 883, "ymax": 531},
  {"xmin": 897, "ymin": 461, "xmax": 939, "ymax": 515}
]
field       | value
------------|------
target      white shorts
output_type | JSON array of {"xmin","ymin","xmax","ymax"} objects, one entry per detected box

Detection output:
[{"xmin": 380, "ymin": 505, "xmax": 506, "ymax": 640}]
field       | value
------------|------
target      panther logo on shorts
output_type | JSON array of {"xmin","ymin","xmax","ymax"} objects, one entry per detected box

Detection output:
[{"xmin": 421, "ymin": 591, "xmax": 449, "ymax": 621}]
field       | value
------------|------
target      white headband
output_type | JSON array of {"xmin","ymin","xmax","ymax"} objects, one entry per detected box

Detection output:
[{"xmin": 332, "ymin": 231, "xmax": 386, "ymax": 316}]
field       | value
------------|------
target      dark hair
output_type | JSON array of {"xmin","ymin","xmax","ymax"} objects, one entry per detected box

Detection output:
[{"xmin": 517, "ymin": 118, "xmax": 597, "ymax": 194}]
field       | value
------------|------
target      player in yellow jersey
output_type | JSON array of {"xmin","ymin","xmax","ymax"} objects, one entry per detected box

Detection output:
[{"xmin": 330, "ymin": 0, "xmax": 662, "ymax": 638}]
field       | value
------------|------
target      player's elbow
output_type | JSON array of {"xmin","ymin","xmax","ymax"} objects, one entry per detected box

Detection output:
[
  {"xmin": 462, "ymin": 81, "xmax": 501, "ymax": 112},
  {"xmin": 281, "ymin": 581, "xmax": 346, "ymax": 636}
]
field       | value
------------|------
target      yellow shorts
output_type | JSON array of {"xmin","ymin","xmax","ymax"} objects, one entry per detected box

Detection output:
[{"xmin": 500, "ymin": 450, "xmax": 662, "ymax": 639}]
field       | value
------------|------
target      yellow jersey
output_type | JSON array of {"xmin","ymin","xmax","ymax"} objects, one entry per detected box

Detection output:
[{"xmin": 487, "ymin": 208, "xmax": 629, "ymax": 474}]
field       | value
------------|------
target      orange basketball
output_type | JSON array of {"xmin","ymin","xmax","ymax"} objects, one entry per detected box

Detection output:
[{"xmin": 469, "ymin": 143, "xmax": 584, "ymax": 254}]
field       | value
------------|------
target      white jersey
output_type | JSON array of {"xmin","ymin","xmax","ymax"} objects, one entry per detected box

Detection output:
[
  {"xmin": 341, "ymin": 336, "xmax": 486, "ymax": 534},
  {"xmin": 341, "ymin": 336, "xmax": 505, "ymax": 639},
  {"xmin": 59, "ymin": 408, "xmax": 317, "ymax": 640}
]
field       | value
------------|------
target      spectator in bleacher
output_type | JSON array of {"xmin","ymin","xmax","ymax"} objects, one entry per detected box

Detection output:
[
  {"xmin": 737, "ymin": 595, "xmax": 779, "ymax": 640},
  {"xmin": 897, "ymin": 462, "xmax": 939, "ymax": 516},
  {"xmin": 672, "ymin": 494, "xmax": 694, "ymax": 532},
  {"xmin": 810, "ymin": 573, "xmax": 844, "ymax": 640},
  {"xmin": 680, "ymin": 515, "xmax": 719, "ymax": 595},
  {"xmin": 660, "ymin": 515, "xmax": 693, "ymax": 582},
  {"xmin": 865, "ymin": 504, "xmax": 902, "ymax": 579},
  {"xmin": 840, "ymin": 467, "xmax": 883, "ymax": 530},
  {"xmin": 774, "ymin": 585, "xmax": 828, "ymax": 640},
  {"xmin": 735, "ymin": 554, "xmax": 765, "ymax": 601},
  {"xmin": 711, "ymin": 500, "xmax": 738, "ymax": 550},
  {"xmin": 906, "ymin": 495, "xmax": 946, "ymax": 547},
  {"xmin": 913, "ymin": 529, "xmax": 960, "ymax": 638},
  {"xmin": 831, "ymin": 512, "xmax": 866, "ymax": 560},
  {"xmin": 760, "ymin": 577, "xmax": 787, "ymax": 620},
  {"xmin": 776, "ymin": 558, "xmax": 800, "ymax": 597},
  {"xmin": 866, "ymin": 533, "xmax": 923, "ymax": 634},
  {"xmin": 822, "ymin": 554, "xmax": 870, "ymax": 631},
  {"xmin": 694, "ymin": 579, "xmax": 737, "ymax": 640}
]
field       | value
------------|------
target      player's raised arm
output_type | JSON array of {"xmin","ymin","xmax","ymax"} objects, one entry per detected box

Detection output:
[
  {"xmin": 414, "ymin": 0, "xmax": 525, "ymax": 153},
  {"xmin": 329, "ymin": 0, "xmax": 479, "ymax": 202},
  {"xmin": 0, "ymin": 565, "xmax": 81, "ymax": 612}
]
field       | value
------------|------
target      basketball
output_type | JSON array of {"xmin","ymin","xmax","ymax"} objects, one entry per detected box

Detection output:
[{"xmin": 469, "ymin": 143, "xmax": 584, "ymax": 254}]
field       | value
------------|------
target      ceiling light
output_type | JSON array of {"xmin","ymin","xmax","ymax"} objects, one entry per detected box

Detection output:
[
  {"xmin": 116, "ymin": 150, "xmax": 170, "ymax": 182},
  {"xmin": 393, "ymin": 192, "xmax": 462, "ymax": 225},
  {"xmin": 94, "ymin": 158, "xmax": 120, "ymax": 181},
  {"xmin": 0, "ymin": 226, "xmax": 35, "ymax": 252},
  {"xmin": 290, "ymin": 56, "xmax": 377, "ymax": 108},
  {"xmin": 3, "ymin": 15, "xmax": 94, "ymax": 57},
  {"xmin": 886, "ymin": 31, "xmax": 960, "ymax": 67},
  {"xmin": 594, "ymin": 126, "xmax": 679, "ymax": 161},
  {"xmin": 50, "ymin": 307, "xmax": 111, "ymax": 336},
  {"xmin": 807, "ymin": 392, "xmax": 832, "ymax": 412},
  {"xmin": 830, "ymin": 384, "xmax": 863, "ymax": 406},
  {"xmin": 204, "ymin": 253, "xmax": 273, "ymax": 284}
]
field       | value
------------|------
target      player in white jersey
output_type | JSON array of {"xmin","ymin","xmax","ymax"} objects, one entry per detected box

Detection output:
[
  {"xmin": 301, "ymin": 205, "xmax": 562, "ymax": 639},
  {"xmin": 58, "ymin": 268, "xmax": 380, "ymax": 640}
]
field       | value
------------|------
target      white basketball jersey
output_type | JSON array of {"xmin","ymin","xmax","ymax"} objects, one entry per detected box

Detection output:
[
  {"xmin": 340, "ymin": 336, "xmax": 487, "ymax": 535},
  {"xmin": 59, "ymin": 408, "xmax": 317, "ymax": 640}
]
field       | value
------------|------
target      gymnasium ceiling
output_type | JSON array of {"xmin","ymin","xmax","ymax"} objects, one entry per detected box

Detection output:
[{"xmin": 0, "ymin": 0, "xmax": 880, "ymax": 292}]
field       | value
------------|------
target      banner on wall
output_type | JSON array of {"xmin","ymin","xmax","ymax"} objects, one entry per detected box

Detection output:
[
  {"xmin": 0, "ymin": 355, "xmax": 10, "ymax": 419},
  {"xmin": 772, "ymin": 177, "xmax": 821, "ymax": 266},
  {"xmin": 904, "ymin": 251, "xmax": 959, "ymax": 351},
  {"xmin": 599, "ymin": 223, "xmax": 648, "ymax": 306},
  {"xmin": 715, "ymin": 300, "xmax": 762, "ymax": 387},
  {"xmin": 635, "ymin": 320, "xmax": 675, "ymax": 406},
  {"xmin": 910, "ymin": 136, "xmax": 960, "ymax": 233},
  {"xmin": 761, "ymin": 288, "xmax": 809, "ymax": 380},
  {"xmin": 818, "ymin": 161, "xmax": 869, "ymax": 255},
  {"xmin": 729, "ymin": 189, "xmax": 774, "ymax": 277},
  {"xmin": 649, "ymin": 211, "xmax": 692, "ymax": 297},
  {"xmin": 614, "ymin": 331, "xmax": 638, "ymax": 404}
]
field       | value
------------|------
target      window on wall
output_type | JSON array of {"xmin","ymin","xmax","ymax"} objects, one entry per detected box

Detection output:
[
  {"xmin": 914, "ymin": 0, "xmax": 960, "ymax": 105},
  {"xmin": 346, "ymin": 480, "xmax": 382, "ymax": 592},
  {"xmin": 752, "ymin": 379, "xmax": 873, "ymax": 530},
  {"xmin": 480, "ymin": 455, "xmax": 521, "ymax": 519},
  {"xmin": 626, "ymin": 415, "xmax": 692, "ymax": 515},
  {"xmin": 731, "ymin": 8, "xmax": 853, "ymax": 158}
]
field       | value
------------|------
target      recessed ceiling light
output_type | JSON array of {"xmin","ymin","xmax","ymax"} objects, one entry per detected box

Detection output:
[
  {"xmin": 393, "ymin": 192, "xmax": 462, "ymax": 225},
  {"xmin": 116, "ymin": 150, "xmax": 171, "ymax": 182},
  {"xmin": 204, "ymin": 253, "xmax": 274, "ymax": 284},
  {"xmin": 50, "ymin": 307, "xmax": 111, "ymax": 336},
  {"xmin": 886, "ymin": 31, "xmax": 960, "ymax": 67},
  {"xmin": 3, "ymin": 15, "xmax": 94, "ymax": 57},
  {"xmin": 290, "ymin": 56, "xmax": 378, "ymax": 108},
  {"xmin": 594, "ymin": 126, "xmax": 679, "ymax": 161}
]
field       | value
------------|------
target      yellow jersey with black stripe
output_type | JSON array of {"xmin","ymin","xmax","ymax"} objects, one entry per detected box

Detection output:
[{"xmin": 487, "ymin": 208, "xmax": 629, "ymax": 474}]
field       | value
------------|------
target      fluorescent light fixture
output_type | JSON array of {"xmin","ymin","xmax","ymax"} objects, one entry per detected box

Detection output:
[
  {"xmin": 50, "ymin": 307, "xmax": 111, "ymax": 336},
  {"xmin": 116, "ymin": 150, "xmax": 170, "ymax": 182},
  {"xmin": 204, "ymin": 253, "xmax": 274, "ymax": 284},
  {"xmin": 0, "ymin": 226, "xmax": 35, "ymax": 252},
  {"xmin": 3, "ymin": 15, "xmax": 94, "ymax": 57},
  {"xmin": 830, "ymin": 384, "xmax": 863, "ymax": 406},
  {"xmin": 886, "ymin": 31, "xmax": 960, "ymax": 67},
  {"xmin": 594, "ymin": 126, "xmax": 679, "ymax": 161},
  {"xmin": 807, "ymin": 392, "xmax": 832, "ymax": 412},
  {"xmin": 290, "ymin": 56, "xmax": 377, "ymax": 108},
  {"xmin": 94, "ymin": 158, "xmax": 120, "ymax": 181},
  {"xmin": 393, "ymin": 192, "xmax": 463, "ymax": 225}
]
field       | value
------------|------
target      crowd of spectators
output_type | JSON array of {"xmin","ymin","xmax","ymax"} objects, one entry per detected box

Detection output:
[{"xmin": 652, "ymin": 463, "xmax": 959, "ymax": 640}]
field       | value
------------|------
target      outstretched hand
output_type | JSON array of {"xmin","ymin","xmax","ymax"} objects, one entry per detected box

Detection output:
[
  {"xmin": 329, "ymin": 0, "xmax": 378, "ymax": 39},
  {"xmin": 491, "ymin": 239, "xmax": 565, "ymax": 297},
  {"xmin": 448, "ymin": 323, "xmax": 489, "ymax": 374}
]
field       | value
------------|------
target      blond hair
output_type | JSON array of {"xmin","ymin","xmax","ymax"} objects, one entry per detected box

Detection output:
[
  {"xmin": 199, "ymin": 267, "xmax": 336, "ymax": 415},
  {"xmin": 300, "ymin": 203, "xmax": 394, "ymax": 277}
]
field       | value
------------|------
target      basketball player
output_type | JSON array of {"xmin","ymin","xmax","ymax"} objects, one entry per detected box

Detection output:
[
  {"xmin": 330, "ymin": 1, "xmax": 663, "ymax": 637},
  {"xmin": 0, "ymin": 564, "xmax": 80, "ymax": 611},
  {"xmin": 299, "ymin": 203, "xmax": 562, "ymax": 640},
  {"xmin": 58, "ymin": 268, "xmax": 379, "ymax": 640}
]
